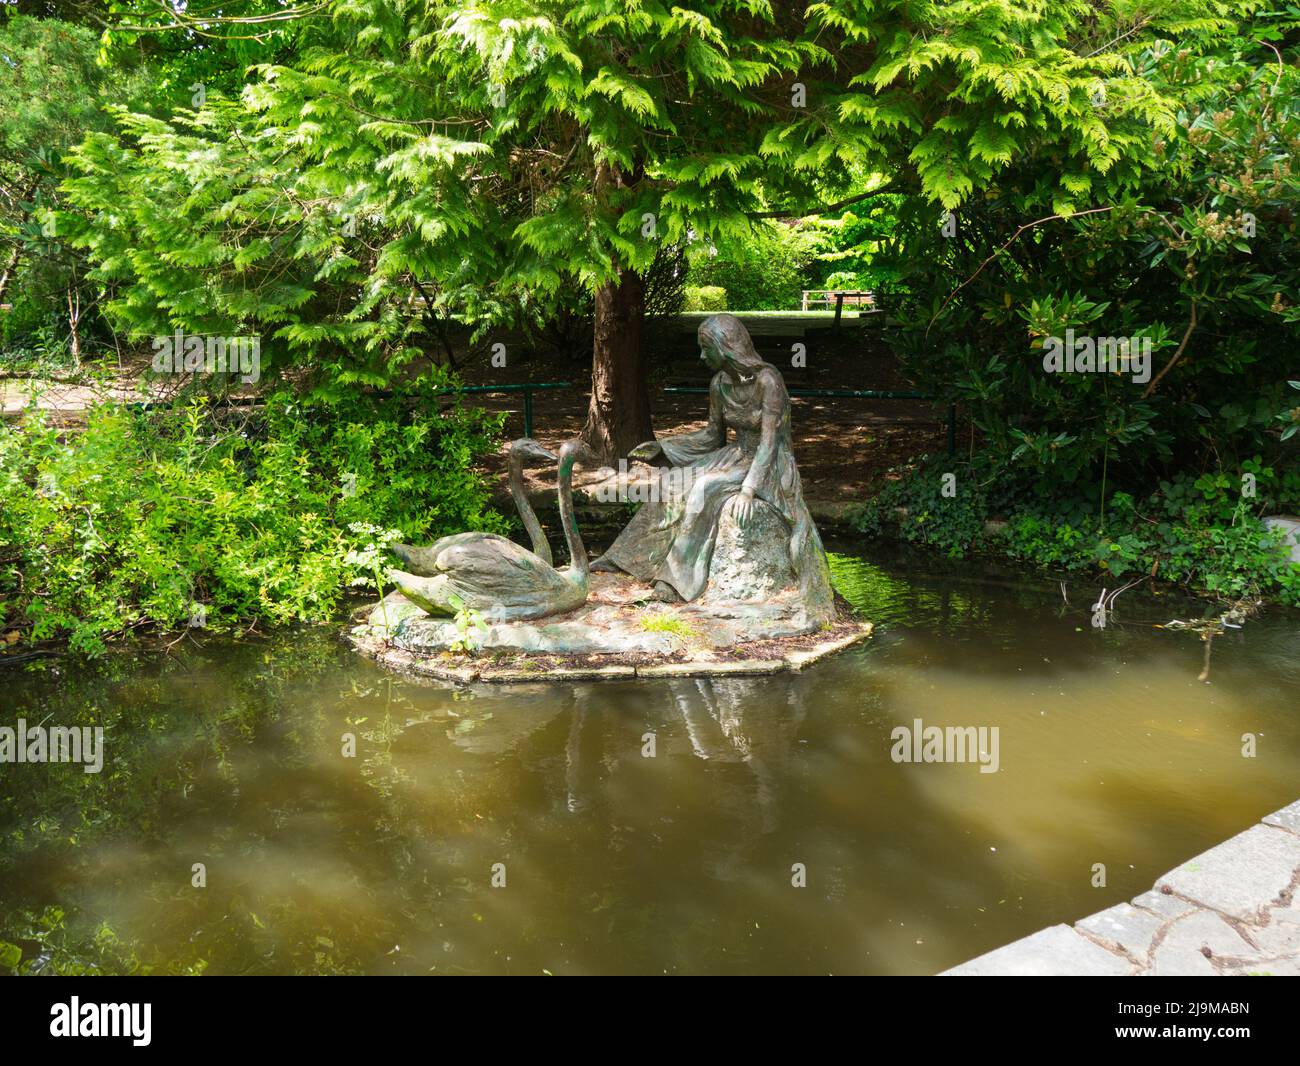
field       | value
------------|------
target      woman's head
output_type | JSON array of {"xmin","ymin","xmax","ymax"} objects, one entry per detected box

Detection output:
[{"xmin": 697, "ymin": 314, "xmax": 766, "ymax": 374}]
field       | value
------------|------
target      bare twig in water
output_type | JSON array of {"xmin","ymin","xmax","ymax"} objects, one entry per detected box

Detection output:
[
  {"xmin": 1157, "ymin": 597, "xmax": 1261, "ymax": 682},
  {"xmin": 1090, "ymin": 578, "xmax": 1143, "ymax": 626}
]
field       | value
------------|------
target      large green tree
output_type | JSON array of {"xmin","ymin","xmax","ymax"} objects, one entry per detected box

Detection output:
[
  {"xmin": 875, "ymin": 12, "xmax": 1300, "ymax": 487},
  {"xmin": 0, "ymin": 4, "xmax": 297, "ymax": 362},
  {"xmin": 0, "ymin": 16, "xmax": 111, "ymax": 357},
  {"xmin": 63, "ymin": 1, "xmax": 1238, "ymax": 456}
]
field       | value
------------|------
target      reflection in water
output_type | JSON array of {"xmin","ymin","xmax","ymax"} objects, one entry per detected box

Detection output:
[
  {"xmin": 670, "ymin": 677, "xmax": 806, "ymax": 837},
  {"xmin": 0, "ymin": 543, "xmax": 1297, "ymax": 974}
]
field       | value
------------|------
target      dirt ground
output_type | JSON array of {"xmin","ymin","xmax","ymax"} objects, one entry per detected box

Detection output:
[{"xmin": 474, "ymin": 387, "xmax": 944, "ymax": 503}]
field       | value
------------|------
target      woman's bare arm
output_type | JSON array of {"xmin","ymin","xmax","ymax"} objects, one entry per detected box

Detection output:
[
  {"xmin": 735, "ymin": 374, "xmax": 783, "ymax": 526},
  {"xmin": 644, "ymin": 373, "xmax": 727, "ymax": 464}
]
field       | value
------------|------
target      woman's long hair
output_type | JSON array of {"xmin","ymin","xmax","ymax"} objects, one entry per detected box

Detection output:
[{"xmin": 697, "ymin": 313, "xmax": 769, "ymax": 374}]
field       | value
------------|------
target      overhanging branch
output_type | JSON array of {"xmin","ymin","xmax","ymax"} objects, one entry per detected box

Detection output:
[
  {"xmin": 1141, "ymin": 299, "xmax": 1197, "ymax": 400},
  {"xmin": 748, "ymin": 181, "xmax": 898, "ymax": 221}
]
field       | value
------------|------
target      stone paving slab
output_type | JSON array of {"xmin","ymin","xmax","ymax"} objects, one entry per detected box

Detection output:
[
  {"xmin": 1154, "ymin": 823, "xmax": 1300, "ymax": 924},
  {"xmin": 1263, "ymin": 798, "xmax": 1300, "ymax": 833},
  {"xmin": 943, "ymin": 924, "xmax": 1135, "ymax": 976},
  {"xmin": 1148, "ymin": 909, "xmax": 1256, "ymax": 977},
  {"xmin": 477, "ymin": 664, "xmax": 637, "ymax": 682},
  {"xmin": 1075, "ymin": 904, "xmax": 1165, "ymax": 963},
  {"xmin": 636, "ymin": 659, "xmax": 779, "ymax": 678},
  {"xmin": 786, "ymin": 631, "xmax": 874, "ymax": 670},
  {"xmin": 1130, "ymin": 889, "xmax": 1198, "ymax": 921},
  {"xmin": 941, "ymin": 799, "xmax": 1300, "ymax": 976}
]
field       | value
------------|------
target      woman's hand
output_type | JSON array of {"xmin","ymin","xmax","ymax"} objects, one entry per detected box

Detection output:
[
  {"xmin": 629, "ymin": 440, "xmax": 663, "ymax": 462},
  {"xmin": 733, "ymin": 486, "xmax": 756, "ymax": 528}
]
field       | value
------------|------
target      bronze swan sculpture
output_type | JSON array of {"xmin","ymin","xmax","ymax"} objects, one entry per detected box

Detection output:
[
  {"xmin": 388, "ymin": 438, "xmax": 596, "ymax": 622},
  {"xmin": 392, "ymin": 436, "xmax": 556, "ymax": 570}
]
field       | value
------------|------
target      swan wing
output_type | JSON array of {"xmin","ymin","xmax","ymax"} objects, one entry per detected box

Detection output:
[
  {"xmin": 435, "ymin": 536, "xmax": 543, "ymax": 574},
  {"xmin": 435, "ymin": 537, "xmax": 571, "ymax": 593},
  {"xmin": 399, "ymin": 534, "xmax": 577, "ymax": 619},
  {"xmin": 393, "ymin": 532, "xmax": 513, "ymax": 576}
]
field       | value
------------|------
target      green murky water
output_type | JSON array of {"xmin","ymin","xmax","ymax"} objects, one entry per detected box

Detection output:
[{"xmin": 2, "ymin": 542, "xmax": 1297, "ymax": 974}]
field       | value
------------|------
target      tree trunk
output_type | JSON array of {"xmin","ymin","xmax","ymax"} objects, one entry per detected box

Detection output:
[
  {"xmin": 0, "ymin": 244, "xmax": 20, "ymax": 305},
  {"xmin": 582, "ymin": 266, "xmax": 651, "ymax": 461},
  {"xmin": 66, "ymin": 286, "xmax": 81, "ymax": 370}
]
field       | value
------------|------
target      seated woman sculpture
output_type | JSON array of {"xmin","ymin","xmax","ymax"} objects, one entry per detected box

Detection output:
[{"xmin": 591, "ymin": 313, "xmax": 834, "ymax": 623}]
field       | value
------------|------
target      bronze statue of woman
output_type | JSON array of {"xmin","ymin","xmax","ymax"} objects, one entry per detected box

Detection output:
[{"xmin": 592, "ymin": 313, "xmax": 834, "ymax": 621}]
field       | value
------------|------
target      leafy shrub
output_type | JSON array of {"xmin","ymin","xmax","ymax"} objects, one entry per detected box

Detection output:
[
  {"xmin": 822, "ymin": 270, "xmax": 867, "ymax": 291},
  {"xmin": 856, "ymin": 453, "xmax": 1300, "ymax": 606},
  {"xmin": 855, "ymin": 465, "xmax": 995, "ymax": 559},
  {"xmin": 687, "ymin": 221, "xmax": 819, "ymax": 311},
  {"xmin": 805, "ymin": 194, "xmax": 907, "ymax": 294},
  {"xmin": 878, "ymin": 35, "xmax": 1300, "ymax": 494},
  {"xmin": 684, "ymin": 286, "xmax": 727, "ymax": 312},
  {"xmin": 0, "ymin": 371, "xmax": 506, "ymax": 655}
]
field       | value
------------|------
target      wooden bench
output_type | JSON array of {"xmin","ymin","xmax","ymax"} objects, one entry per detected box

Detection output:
[{"xmin": 801, "ymin": 290, "xmax": 875, "ymax": 313}]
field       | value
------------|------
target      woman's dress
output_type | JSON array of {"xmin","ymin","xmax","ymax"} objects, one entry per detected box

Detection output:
[{"xmin": 599, "ymin": 362, "xmax": 834, "ymax": 622}]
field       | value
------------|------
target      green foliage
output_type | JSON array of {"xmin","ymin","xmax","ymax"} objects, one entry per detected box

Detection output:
[
  {"xmin": 855, "ymin": 466, "xmax": 995, "ymax": 559},
  {"xmin": 1283, "ymin": 380, "xmax": 1300, "ymax": 442},
  {"xmin": 51, "ymin": 1, "xmax": 1214, "ymax": 370},
  {"xmin": 0, "ymin": 16, "xmax": 131, "ymax": 364},
  {"xmin": 0, "ymin": 374, "xmax": 506, "ymax": 656},
  {"xmin": 684, "ymin": 286, "xmax": 727, "ymax": 312},
  {"xmin": 0, "ymin": 907, "xmax": 158, "ymax": 976},
  {"xmin": 0, "ymin": 9, "xmax": 305, "ymax": 366},
  {"xmin": 55, "ymin": 1, "xmax": 826, "ymax": 371},
  {"xmin": 12, "ymin": 2, "xmax": 1292, "ymax": 620},
  {"xmin": 879, "ymin": 24, "xmax": 1300, "ymax": 491},
  {"xmin": 446, "ymin": 594, "xmax": 488, "ymax": 653},
  {"xmin": 856, "ymin": 453, "xmax": 1300, "ymax": 605},
  {"xmin": 342, "ymin": 521, "xmax": 403, "ymax": 625},
  {"xmin": 687, "ymin": 220, "xmax": 820, "ymax": 310},
  {"xmin": 94, "ymin": 0, "xmax": 301, "ymax": 104},
  {"xmin": 800, "ymin": 188, "xmax": 908, "ymax": 292}
]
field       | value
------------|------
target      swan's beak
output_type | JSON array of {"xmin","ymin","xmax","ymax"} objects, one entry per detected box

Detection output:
[
  {"xmin": 560, "ymin": 439, "xmax": 599, "ymax": 466},
  {"xmin": 512, "ymin": 438, "xmax": 558, "ymax": 464}
]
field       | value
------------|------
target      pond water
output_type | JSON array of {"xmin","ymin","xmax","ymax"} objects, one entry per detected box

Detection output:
[{"xmin": 2, "ymin": 541, "xmax": 1297, "ymax": 975}]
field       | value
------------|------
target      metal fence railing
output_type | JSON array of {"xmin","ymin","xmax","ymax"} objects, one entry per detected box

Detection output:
[{"xmin": 441, "ymin": 382, "xmax": 569, "ymax": 437}]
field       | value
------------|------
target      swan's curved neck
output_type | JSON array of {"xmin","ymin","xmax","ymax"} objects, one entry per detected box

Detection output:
[
  {"xmin": 509, "ymin": 447, "xmax": 552, "ymax": 567},
  {"xmin": 558, "ymin": 451, "xmax": 588, "ymax": 580}
]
